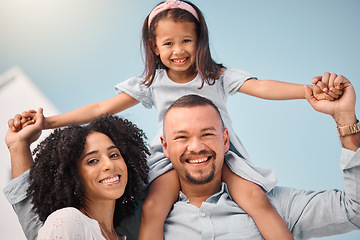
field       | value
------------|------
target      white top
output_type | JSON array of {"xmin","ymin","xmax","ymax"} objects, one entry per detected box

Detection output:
[
  {"xmin": 37, "ymin": 207, "xmax": 125, "ymax": 240},
  {"xmin": 115, "ymin": 68, "xmax": 276, "ymax": 191}
]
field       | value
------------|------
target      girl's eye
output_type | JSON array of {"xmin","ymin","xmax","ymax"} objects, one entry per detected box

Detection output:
[
  {"xmin": 183, "ymin": 39, "xmax": 191, "ymax": 43},
  {"xmin": 164, "ymin": 42, "xmax": 173, "ymax": 46}
]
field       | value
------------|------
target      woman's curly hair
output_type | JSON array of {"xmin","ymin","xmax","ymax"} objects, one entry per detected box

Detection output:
[{"xmin": 27, "ymin": 115, "xmax": 149, "ymax": 226}]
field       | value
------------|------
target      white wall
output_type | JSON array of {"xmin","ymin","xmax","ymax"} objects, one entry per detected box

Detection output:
[{"xmin": 0, "ymin": 67, "xmax": 60, "ymax": 240}]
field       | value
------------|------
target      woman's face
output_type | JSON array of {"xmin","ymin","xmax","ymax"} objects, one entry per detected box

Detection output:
[{"xmin": 77, "ymin": 132, "xmax": 128, "ymax": 203}]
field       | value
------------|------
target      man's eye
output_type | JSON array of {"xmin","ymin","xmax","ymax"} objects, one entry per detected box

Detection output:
[
  {"xmin": 203, "ymin": 133, "xmax": 214, "ymax": 137},
  {"xmin": 175, "ymin": 136, "xmax": 187, "ymax": 140}
]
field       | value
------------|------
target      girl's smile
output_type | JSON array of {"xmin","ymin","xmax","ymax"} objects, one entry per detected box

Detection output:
[{"xmin": 153, "ymin": 19, "xmax": 198, "ymax": 83}]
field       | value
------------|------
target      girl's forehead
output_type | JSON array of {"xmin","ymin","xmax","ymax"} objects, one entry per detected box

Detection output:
[{"xmin": 155, "ymin": 18, "xmax": 196, "ymax": 34}]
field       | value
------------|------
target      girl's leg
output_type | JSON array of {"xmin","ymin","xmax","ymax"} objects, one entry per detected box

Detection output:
[
  {"xmin": 222, "ymin": 164, "xmax": 294, "ymax": 240},
  {"xmin": 138, "ymin": 169, "xmax": 180, "ymax": 240}
]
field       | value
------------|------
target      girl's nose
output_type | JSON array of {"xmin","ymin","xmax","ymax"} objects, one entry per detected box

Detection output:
[{"xmin": 173, "ymin": 44, "xmax": 183, "ymax": 54}]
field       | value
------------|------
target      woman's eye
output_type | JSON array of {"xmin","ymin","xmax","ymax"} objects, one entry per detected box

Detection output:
[
  {"xmin": 110, "ymin": 153, "xmax": 120, "ymax": 159},
  {"xmin": 87, "ymin": 159, "xmax": 98, "ymax": 165}
]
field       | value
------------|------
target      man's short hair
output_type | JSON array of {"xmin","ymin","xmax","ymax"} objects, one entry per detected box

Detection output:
[{"xmin": 164, "ymin": 94, "xmax": 225, "ymax": 128}]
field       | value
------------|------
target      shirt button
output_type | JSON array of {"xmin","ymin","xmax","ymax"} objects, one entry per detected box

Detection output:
[{"xmin": 201, "ymin": 212, "xmax": 206, "ymax": 218}]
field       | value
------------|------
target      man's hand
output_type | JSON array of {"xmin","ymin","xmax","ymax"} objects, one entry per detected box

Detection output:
[
  {"xmin": 6, "ymin": 108, "xmax": 45, "ymax": 150},
  {"xmin": 305, "ymin": 74, "xmax": 355, "ymax": 120},
  {"xmin": 305, "ymin": 74, "xmax": 358, "ymax": 151}
]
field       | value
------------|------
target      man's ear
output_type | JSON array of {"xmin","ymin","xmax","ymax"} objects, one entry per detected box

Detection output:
[
  {"xmin": 160, "ymin": 135, "xmax": 169, "ymax": 158},
  {"xmin": 223, "ymin": 128, "xmax": 230, "ymax": 153}
]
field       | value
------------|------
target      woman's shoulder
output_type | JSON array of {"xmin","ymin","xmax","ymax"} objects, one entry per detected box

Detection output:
[
  {"xmin": 38, "ymin": 207, "xmax": 90, "ymax": 239},
  {"xmin": 42, "ymin": 207, "xmax": 89, "ymax": 227}
]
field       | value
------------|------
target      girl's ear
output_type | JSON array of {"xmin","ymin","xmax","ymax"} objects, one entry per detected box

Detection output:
[{"xmin": 150, "ymin": 39, "xmax": 160, "ymax": 56}]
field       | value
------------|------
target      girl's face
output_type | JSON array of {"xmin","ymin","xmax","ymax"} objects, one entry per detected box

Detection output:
[
  {"xmin": 153, "ymin": 18, "xmax": 197, "ymax": 82},
  {"xmin": 77, "ymin": 132, "xmax": 128, "ymax": 203}
]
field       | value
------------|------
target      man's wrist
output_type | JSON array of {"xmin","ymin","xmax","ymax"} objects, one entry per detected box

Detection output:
[
  {"xmin": 337, "ymin": 119, "xmax": 360, "ymax": 137},
  {"xmin": 332, "ymin": 112, "xmax": 357, "ymax": 127}
]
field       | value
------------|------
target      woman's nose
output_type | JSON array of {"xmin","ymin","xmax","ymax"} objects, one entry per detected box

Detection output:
[{"xmin": 102, "ymin": 157, "xmax": 115, "ymax": 171}]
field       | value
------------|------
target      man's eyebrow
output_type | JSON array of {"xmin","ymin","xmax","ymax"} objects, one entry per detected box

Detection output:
[
  {"xmin": 200, "ymin": 127, "xmax": 216, "ymax": 132},
  {"xmin": 171, "ymin": 126, "xmax": 217, "ymax": 135}
]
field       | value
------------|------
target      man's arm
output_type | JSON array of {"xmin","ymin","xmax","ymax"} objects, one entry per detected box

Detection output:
[
  {"xmin": 275, "ymin": 75, "xmax": 360, "ymax": 239},
  {"xmin": 304, "ymin": 74, "xmax": 359, "ymax": 151},
  {"xmin": 3, "ymin": 108, "xmax": 45, "ymax": 240}
]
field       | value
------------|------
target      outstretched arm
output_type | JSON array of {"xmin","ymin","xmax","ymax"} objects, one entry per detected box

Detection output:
[
  {"xmin": 10, "ymin": 92, "xmax": 139, "ymax": 130},
  {"xmin": 6, "ymin": 108, "xmax": 44, "ymax": 178},
  {"xmin": 238, "ymin": 76, "xmax": 341, "ymax": 101}
]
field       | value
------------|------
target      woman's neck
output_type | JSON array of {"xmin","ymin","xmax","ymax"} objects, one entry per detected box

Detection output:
[{"xmin": 81, "ymin": 200, "xmax": 116, "ymax": 233}]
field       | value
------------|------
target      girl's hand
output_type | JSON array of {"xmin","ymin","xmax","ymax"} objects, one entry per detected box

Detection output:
[
  {"xmin": 311, "ymin": 72, "xmax": 344, "ymax": 100},
  {"xmin": 8, "ymin": 109, "xmax": 37, "ymax": 132}
]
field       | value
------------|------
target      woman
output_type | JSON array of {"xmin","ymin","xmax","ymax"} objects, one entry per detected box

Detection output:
[{"xmin": 24, "ymin": 114, "xmax": 148, "ymax": 239}]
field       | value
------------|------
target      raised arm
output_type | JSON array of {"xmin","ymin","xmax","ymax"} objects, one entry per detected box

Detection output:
[
  {"xmin": 5, "ymin": 108, "xmax": 44, "ymax": 178},
  {"xmin": 304, "ymin": 73, "xmax": 358, "ymax": 151}
]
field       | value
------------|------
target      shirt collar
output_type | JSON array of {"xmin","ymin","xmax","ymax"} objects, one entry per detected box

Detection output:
[{"xmin": 178, "ymin": 182, "xmax": 232, "ymax": 203}]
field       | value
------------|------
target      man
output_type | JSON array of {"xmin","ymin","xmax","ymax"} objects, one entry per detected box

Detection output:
[
  {"xmin": 160, "ymin": 75, "xmax": 360, "ymax": 239},
  {"xmin": 3, "ymin": 74, "xmax": 360, "ymax": 239}
]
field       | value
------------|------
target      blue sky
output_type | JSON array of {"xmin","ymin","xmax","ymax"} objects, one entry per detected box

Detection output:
[{"xmin": 1, "ymin": 1, "xmax": 359, "ymax": 239}]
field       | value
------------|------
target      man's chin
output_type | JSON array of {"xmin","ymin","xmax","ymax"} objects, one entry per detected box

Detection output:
[{"xmin": 185, "ymin": 172, "xmax": 214, "ymax": 185}]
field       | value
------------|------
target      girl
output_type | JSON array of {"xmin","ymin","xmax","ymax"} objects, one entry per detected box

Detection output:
[
  {"xmin": 10, "ymin": 113, "xmax": 149, "ymax": 240},
  {"xmin": 14, "ymin": 0, "xmax": 341, "ymax": 239}
]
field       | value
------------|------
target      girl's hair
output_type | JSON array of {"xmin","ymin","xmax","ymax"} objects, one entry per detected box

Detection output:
[
  {"xmin": 27, "ymin": 115, "xmax": 149, "ymax": 226},
  {"xmin": 141, "ymin": 0, "xmax": 224, "ymax": 88}
]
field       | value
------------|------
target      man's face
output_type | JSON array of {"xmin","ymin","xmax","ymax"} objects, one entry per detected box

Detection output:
[{"xmin": 161, "ymin": 105, "xmax": 229, "ymax": 186}]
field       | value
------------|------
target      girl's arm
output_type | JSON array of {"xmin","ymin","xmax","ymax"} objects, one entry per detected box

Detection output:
[
  {"xmin": 237, "ymin": 78, "xmax": 341, "ymax": 101},
  {"xmin": 237, "ymin": 79, "xmax": 306, "ymax": 100},
  {"xmin": 27, "ymin": 92, "xmax": 139, "ymax": 129}
]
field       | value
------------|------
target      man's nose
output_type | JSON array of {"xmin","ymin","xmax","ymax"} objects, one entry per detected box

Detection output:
[{"xmin": 187, "ymin": 138, "xmax": 205, "ymax": 152}]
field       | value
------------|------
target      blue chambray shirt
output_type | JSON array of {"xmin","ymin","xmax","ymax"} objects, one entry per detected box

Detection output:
[
  {"xmin": 3, "ymin": 149, "xmax": 360, "ymax": 240},
  {"xmin": 163, "ymin": 148, "xmax": 360, "ymax": 240}
]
